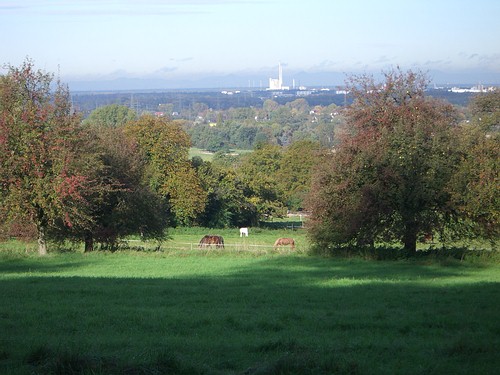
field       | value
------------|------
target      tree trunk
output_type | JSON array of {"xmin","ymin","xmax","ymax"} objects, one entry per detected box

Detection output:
[
  {"xmin": 37, "ymin": 224, "xmax": 47, "ymax": 256},
  {"xmin": 35, "ymin": 206, "xmax": 48, "ymax": 255},
  {"xmin": 403, "ymin": 225, "xmax": 417, "ymax": 254},
  {"xmin": 84, "ymin": 232, "xmax": 94, "ymax": 252}
]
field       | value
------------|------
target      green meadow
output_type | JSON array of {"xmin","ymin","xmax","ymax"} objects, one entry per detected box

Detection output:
[
  {"xmin": 189, "ymin": 147, "xmax": 253, "ymax": 162},
  {"xmin": 189, "ymin": 147, "xmax": 215, "ymax": 161},
  {"xmin": 0, "ymin": 229, "xmax": 499, "ymax": 374}
]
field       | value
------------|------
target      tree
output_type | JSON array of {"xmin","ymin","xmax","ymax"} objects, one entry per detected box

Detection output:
[
  {"xmin": 0, "ymin": 60, "xmax": 101, "ymax": 254},
  {"xmin": 449, "ymin": 91, "xmax": 499, "ymax": 239},
  {"xmin": 307, "ymin": 69, "xmax": 460, "ymax": 253},
  {"xmin": 82, "ymin": 104, "xmax": 136, "ymax": 128},
  {"xmin": 236, "ymin": 144, "xmax": 287, "ymax": 219},
  {"xmin": 194, "ymin": 159, "xmax": 258, "ymax": 228},
  {"xmin": 469, "ymin": 90, "xmax": 500, "ymax": 132},
  {"xmin": 53, "ymin": 125, "xmax": 168, "ymax": 251},
  {"xmin": 124, "ymin": 115, "xmax": 207, "ymax": 226},
  {"xmin": 309, "ymin": 104, "xmax": 344, "ymax": 148},
  {"xmin": 278, "ymin": 140, "xmax": 323, "ymax": 210},
  {"xmin": 286, "ymin": 98, "xmax": 310, "ymax": 114}
]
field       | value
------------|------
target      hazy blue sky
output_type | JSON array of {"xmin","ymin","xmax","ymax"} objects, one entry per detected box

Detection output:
[{"xmin": 1, "ymin": 0, "xmax": 499, "ymax": 87}]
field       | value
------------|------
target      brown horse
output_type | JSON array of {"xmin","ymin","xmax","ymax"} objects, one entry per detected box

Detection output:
[
  {"xmin": 199, "ymin": 235, "xmax": 225, "ymax": 249},
  {"xmin": 273, "ymin": 237, "xmax": 295, "ymax": 250}
]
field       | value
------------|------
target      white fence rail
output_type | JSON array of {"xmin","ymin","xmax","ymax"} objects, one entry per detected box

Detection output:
[
  {"xmin": 127, "ymin": 240, "xmax": 302, "ymax": 253},
  {"xmin": 167, "ymin": 242, "xmax": 298, "ymax": 252}
]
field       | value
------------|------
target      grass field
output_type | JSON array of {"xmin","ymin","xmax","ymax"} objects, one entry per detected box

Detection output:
[
  {"xmin": 0, "ymin": 230, "xmax": 499, "ymax": 374},
  {"xmin": 189, "ymin": 147, "xmax": 252, "ymax": 162},
  {"xmin": 189, "ymin": 147, "xmax": 215, "ymax": 161},
  {"xmin": 160, "ymin": 226, "xmax": 308, "ymax": 253}
]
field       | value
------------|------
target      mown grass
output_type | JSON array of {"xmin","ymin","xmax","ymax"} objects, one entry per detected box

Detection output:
[
  {"xmin": 189, "ymin": 147, "xmax": 252, "ymax": 162},
  {"xmin": 1, "ymin": 239, "xmax": 499, "ymax": 375},
  {"xmin": 189, "ymin": 147, "xmax": 215, "ymax": 161}
]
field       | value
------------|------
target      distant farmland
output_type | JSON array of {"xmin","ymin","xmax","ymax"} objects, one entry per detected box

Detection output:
[{"xmin": 189, "ymin": 147, "xmax": 252, "ymax": 161}]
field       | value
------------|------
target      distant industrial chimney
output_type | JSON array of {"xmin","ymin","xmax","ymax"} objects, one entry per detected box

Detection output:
[
  {"xmin": 278, "ymin": 62, "xmax": 283, "ymax": 88},
  {"xmin": 268, "ymin": 62, "xmax": 283, "ymax": 90}
]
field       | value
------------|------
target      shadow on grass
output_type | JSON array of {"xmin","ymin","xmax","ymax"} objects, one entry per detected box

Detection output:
[
  {"xmin": 0, "ymin": 257, "xmax": 91, "ymax": 276},
  {"xmin": 0, "ymin": 256, "xmax": 499, "ymax": 374},
  {"xmin": 311, "ymin": 244, "xmax": 499, "ymax": 262}
]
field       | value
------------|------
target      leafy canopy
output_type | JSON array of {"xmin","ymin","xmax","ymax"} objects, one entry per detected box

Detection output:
[
  {"xmin": 307, "ymin": 69, "xmax": 460, "ymax": 253},
  {"xmin": 125, "ymin": 115, "xmax": 207, "ymax": 226},
  {"xmin": 0, "ymin": 60, "xmax": 102, "ymax": 254}
]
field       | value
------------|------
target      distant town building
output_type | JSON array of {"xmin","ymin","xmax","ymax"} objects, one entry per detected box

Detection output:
[{"xmin": 449, "ymin": 85, "xmax": 496, "ymax": 93}]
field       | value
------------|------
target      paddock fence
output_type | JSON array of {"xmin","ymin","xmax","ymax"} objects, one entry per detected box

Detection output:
[{"xmin": 126, "ymin": 240, "xmax": 305, "ymax": 254}]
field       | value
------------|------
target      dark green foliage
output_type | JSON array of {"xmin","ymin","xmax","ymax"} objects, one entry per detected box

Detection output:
[
  {"xmin": 237, "ymin": 144, "xmax": 286, "ymax": 218},
  {"xmin": 193, "ymin": 141, "xmax": 324, "ymax": 226},
  {"xmin": 277, "ymin": 140, "xmax": 322, "ymax": 210},
  {"xmin": 189, "ymin": 123, "xmax": 231, "ymax": 152},
  {"xmin": 48, "ymin": 124, "xmax": 168, "ymax": 251},
  {"xmin": 469, "ymin": 90, "xmax": 500, "ymax": 131},
  {"xmin": 125, "ymin": 115, "xmax": 206, "ymax": 226},
  {"xmin": 82, "ymin": 103, "xmax": 137, "ymax": 128},
  {"xmin": 194, "ymin": 159, "xmax": 259, "ymax": 227},
  {"xmin": 449, "ymin": 91, "xmax": 499, "ymax": 239}
]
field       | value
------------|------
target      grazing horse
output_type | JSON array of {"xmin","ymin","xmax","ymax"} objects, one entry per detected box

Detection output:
[
  {"xmin": 199, "ymin": 235, "xmax": 225, "ymax": 249},
  {"xmin": 273, "ymin": 237, "xmax": 295, "ymax": 250},
  {"xmin": 239, "ymin": 227, "xmax": 249, "ymax": 237}
]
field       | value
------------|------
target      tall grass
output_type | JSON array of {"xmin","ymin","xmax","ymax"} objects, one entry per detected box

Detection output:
[{"xmin": 0, "ymin": 243, "xmax": 499, "ymax": 374}]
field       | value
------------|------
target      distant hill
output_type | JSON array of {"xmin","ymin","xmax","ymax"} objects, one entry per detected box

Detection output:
[{"xmin": 66, "ymin": 69, "xmax": 499, "ymax": 92}]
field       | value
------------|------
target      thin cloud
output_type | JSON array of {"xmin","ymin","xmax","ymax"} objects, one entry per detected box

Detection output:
[
  {"xmin": 424, "ymin": 60, "xmax": 451, "ymax": 66},
  {"xmin": 374, "ymin": 56, "xmax": 394, "ymax": 64},
  {"xmin": 312, "ymin": 60, "xmax": 340, "ymax": 70},
  {"xmin": 170, "ymin": 57, "xmax": 194, "ymax": 63},
  {"xmin": 458, "ymin": 52, "xmax": 500, "ymax": 70},
  {"xmin": 155, "ymin": 66, "xmax": 180, "ymax": 75},
  {"xmin": 0, "ymin": 5, "xmax": 26, "ymax": 11}
]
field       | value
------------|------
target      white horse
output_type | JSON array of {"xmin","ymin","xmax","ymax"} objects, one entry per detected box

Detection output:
[{"xmin": 239, "ymin": 227, "xmax": 249, "ymax": 237}]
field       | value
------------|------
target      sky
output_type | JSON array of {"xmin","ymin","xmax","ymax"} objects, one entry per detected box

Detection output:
[{"xmin": 1, "ymin": 0, "xmax": 499, "ymax": 89}]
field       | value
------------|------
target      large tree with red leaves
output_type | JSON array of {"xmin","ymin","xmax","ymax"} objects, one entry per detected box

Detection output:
[
  {"xmin": 0, "ymin": 60, "xmax": 100, "ymax": 254},
  {"xmin": 307, "ymin": 69, "xmax": 460, "ymax": 253}
]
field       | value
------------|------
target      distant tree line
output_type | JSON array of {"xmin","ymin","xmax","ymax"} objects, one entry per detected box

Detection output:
[
  {"xmin": 1, "ymin": 61, "xmax": 497, "ymax": 255},
  {"xmin": 71, "ymin": 85, "xmax": 474, "ymax": 120},
  {"xmin": 71, "ymin": 90, "xmax": 350, "ymax": 116},
  {"xmin": 185, "ymin": 99, "xmax": 344, "ymax": 150}
]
